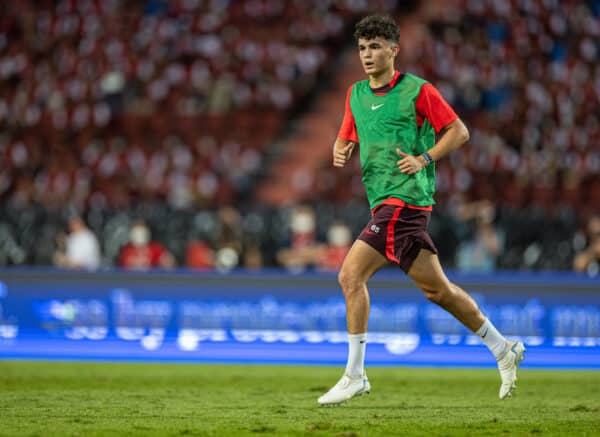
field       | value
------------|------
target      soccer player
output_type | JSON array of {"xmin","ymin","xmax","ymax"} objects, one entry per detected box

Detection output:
[{"xmin": 318, "ymin": 15, "xmax": 525, "ymax": 405}]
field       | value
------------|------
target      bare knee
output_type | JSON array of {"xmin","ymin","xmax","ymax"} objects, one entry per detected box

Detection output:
[
  {"xmin": 420, "ymin": 282, "xmax": 453, "ymax": 306},
  {"xmin": 338, "ymin": 268, "xmax": 364, "ymax": 297}
]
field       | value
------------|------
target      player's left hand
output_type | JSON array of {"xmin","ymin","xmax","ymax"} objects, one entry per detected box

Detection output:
[{"xmin": 396, "ymin": 149, "xmax": 425, "ymax": 175}]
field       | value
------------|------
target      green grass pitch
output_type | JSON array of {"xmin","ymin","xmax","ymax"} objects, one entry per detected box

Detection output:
[{"xmin": 0, "ymin": 361, "xmax": 599, "ymax": 436}]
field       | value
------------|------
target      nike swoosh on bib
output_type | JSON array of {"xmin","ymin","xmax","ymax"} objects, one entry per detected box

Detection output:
[{"xmin": 371, "ymin": 103, "xmax": 384, "ymax": 110}]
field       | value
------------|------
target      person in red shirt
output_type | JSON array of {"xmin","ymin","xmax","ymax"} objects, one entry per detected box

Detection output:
[
  {"xmin": 119, "ymin": 219, "xmax": 176, "ymax": 270},
  {"xmin": 276, "ymin": 205, "xmax": 321, "ymax": 272},
  {"xmin": 186, "ymin": 239, "xmax": 215, "ymax": 270},
  {"xmin": 318, "ymin": 15, "xmax": 524, "ymax": 406},
  {"xmin": 317, "ymin": 222, "xmax": 353, "ymax": 271}
]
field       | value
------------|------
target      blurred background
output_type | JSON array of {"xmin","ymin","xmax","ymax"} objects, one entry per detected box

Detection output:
[{"xmin": 0, "ymin": 0, "xmax": 599, "ymax": 276}]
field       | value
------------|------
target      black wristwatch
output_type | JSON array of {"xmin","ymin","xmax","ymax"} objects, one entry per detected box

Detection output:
[{"xmin": 420, "ymin": 152, "xmax": 433, "ymax": 166}]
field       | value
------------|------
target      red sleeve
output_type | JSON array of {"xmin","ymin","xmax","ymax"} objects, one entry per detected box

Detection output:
[
  {"xmin": 150, "ymin": 242, "xmax": 166, "ymax": 266},
  {"xmin": 119, "ymin": 245, "xmax": 133, "ymax": 268},
  {"xmin": 337, "ymin": 85, "xmax": 359, "ymax": 142},
  {"xmin": 415, "ymin": 83, "xmax": 458, "ymax": 133}
]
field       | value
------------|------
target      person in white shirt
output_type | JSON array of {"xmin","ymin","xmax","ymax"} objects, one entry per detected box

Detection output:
[{"xmin": 53, "ymin": 216, "xmax": 101, "ymax": 270}]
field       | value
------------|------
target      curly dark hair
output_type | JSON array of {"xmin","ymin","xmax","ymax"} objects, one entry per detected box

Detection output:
[{"xmin": 354, "ymin": 15, "xmax": 400, "ymax": 42}]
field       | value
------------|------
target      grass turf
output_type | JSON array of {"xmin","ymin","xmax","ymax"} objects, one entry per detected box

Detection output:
[{"xmin": 0, "ymin": 361, "xmax": 599, "ymax": 436}]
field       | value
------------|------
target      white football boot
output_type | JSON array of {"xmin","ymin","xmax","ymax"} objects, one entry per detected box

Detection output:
[
  {"xmin": 317, "ymin": 373, "xmax": 371, "ymax": 405},
  {"xmin": 497, "ymin": 340, "xmax": 526, "ymax": 399}
]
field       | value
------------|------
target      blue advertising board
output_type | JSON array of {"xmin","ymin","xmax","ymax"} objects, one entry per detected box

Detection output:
[{"xmin": 0, "ymin": 269, "xmax": 598, "ymax": 368}]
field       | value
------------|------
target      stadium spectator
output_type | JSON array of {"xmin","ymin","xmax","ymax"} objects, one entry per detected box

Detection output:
[
  {"xmin": 118, "ymin": 219, "xmax": 176, "ymax": 270},
  {"xmin": 573, "ymin": 215, "xmax": 600, "ymax": 276},
  {"xmin": 186, "ymin": 239, "xmax": 215, "ymax": 270},
  {"xmin": 455, "ymin": 200, "xmax": 504, "ymax": 272},
  {"xmin": 276, "ymin": 205, "xmax": 322, "ymax": 272},
  {"xmin": 52, "ymin": 216, "xmax": 101, "ymax": 270},
  {"xmin": 242, "ymin": 243, "xmax": 264, "ymax": 270},
  {"xmin": 317, "ymin": 221, "xmax": 353, "ymax": 271},
  {"xmin": 212, "ymin": 206, "xmax": 244, "ymax": 272}
]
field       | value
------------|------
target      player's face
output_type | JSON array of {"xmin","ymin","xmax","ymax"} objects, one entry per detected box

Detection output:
[{"xmin": 357, "ymin": 37, "xmax": 398, "ymax": 76}]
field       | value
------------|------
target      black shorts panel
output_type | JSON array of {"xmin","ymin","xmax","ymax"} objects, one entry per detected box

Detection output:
[{"xmin": 357, "ymin": 205, "xmax": 438, "ymax": 273}]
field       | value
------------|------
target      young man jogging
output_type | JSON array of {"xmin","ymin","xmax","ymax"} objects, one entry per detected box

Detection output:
[{"xmin": 318, "ymin": 15, "xmax": 525, "ymax": 405}]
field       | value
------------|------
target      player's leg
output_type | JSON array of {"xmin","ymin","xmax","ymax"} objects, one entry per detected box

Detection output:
[
  {"xmin": 407, "ymin": 249, "xmax": 484, "ymax": 330},
  {"xmin": 318, "ymin": 240, "xmax": 389, "ymax": 405},
  {"xmin": 340, "ymin": 240, "xmax": 390, "ymax": 334},
  {"xmin": 339, "ymin": 239, "xmax": 389, "ymax": 367},
  {"xmin": 407, "ymin": 249, "xmax": 525, "ymax": 399}
]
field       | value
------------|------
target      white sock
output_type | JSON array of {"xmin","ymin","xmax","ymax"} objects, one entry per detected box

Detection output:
[
  {"xmin": 476, "ymin": 318, "xmax": 508, "ymax": 359},
  {"xmin": 345, "ymin": 333, "xmax": 366, "ymax": 378}
]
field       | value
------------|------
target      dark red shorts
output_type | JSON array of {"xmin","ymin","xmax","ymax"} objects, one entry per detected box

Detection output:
[{"xmin": 357, "ymin": 204, "xmax": 438, "ymax": 273}]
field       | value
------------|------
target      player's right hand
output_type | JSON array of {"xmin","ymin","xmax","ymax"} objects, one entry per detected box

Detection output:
[{"xmin": 333, "ymin": 141, "xmax": 355, "ymax": 167}]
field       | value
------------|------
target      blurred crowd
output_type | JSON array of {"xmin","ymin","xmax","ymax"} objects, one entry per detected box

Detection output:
[
  {"xmin": 428, "ymin": 0, "xmax": 599, "ymax": 216},
  {"xmin": 45, "ymin": 203, "xmax": 356, "ymax": 273},
  {"xmin": 1, "ymin": 0, "xmax": 376, "ymax": 211},
  {"xmin": 315, "ymin": 0, "xmax": 600, "ymax": 215},
  {"xmin": 0, "ymin": 0, "xmax": 599, "ymax": 275},
  {"xmin": 306, "ymin": 0, "xmax": 600, "ymax": 275}
]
